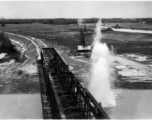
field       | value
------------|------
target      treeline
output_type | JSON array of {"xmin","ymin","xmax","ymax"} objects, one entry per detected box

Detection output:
[
  {"xmin": 0, "ymin": 18, "xmax": 152, "ymax": 24},
  {"xmin": 0, "ymin": 32, "xmax": 19, "ymax": 54},
  {"xmin": 0, "ymin": 18, "xmax": 78, "ymax": 24}
]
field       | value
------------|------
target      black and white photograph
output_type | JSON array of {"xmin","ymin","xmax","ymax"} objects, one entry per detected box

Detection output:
[{"xmin": 0, "ymin": 0, "xmax": 152, "ymax": 119}]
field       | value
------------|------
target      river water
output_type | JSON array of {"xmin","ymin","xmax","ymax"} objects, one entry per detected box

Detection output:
[
  {"xmin": 106, "ymin": 89, "xmax": 152, "ymax": 119},
  {"xmin": 0, "ymin": 94, "xmax": 42, "ymax": 119}
]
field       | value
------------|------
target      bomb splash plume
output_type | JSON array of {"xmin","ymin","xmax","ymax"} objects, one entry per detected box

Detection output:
[{"xmin": 88, "ymin": 19, "xmax": 116, "ymax": 107}]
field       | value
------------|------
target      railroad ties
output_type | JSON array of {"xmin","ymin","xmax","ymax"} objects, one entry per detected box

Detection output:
[{"xmin": 38, "ymin": 48, "xmax": 109, "ymax": 119}]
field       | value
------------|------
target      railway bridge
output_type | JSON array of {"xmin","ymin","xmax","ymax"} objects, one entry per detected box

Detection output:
[{"xmin": 38, "ymin": 48, "xmax": 109, "ymax": 119}]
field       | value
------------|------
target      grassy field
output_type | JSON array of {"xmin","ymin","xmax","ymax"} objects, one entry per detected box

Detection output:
[{"xmin": 1, "ymin": 23, "xmax": 152, "ymax": 54}]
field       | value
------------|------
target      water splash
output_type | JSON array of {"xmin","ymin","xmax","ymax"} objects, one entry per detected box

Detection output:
[{"xmin": 88, "ymin": 19, "xmax": 116, "ymax": 107}]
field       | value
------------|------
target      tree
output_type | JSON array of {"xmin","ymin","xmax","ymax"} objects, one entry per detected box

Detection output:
[{"xmin": 1, "ymin": 23, "xmax": 5, "ymax": 27}]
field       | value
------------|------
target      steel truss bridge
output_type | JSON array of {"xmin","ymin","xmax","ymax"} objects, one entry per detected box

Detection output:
[{"xmin": 38, "ymin": 48, "xmax": 109, "ymax": 119}]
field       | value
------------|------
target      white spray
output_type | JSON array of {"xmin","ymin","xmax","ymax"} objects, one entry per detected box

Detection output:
[{"xmin": 88, "ymin": 19, "xmax": 116, "ymax": 107}]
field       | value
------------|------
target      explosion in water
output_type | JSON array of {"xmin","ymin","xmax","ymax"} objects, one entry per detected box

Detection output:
[{"xmin": 88, "ymin": 19, "xmax": 116, "ymax": 107}]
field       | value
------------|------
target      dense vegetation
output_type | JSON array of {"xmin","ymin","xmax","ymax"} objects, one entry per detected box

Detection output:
[{"xmin": 0, "ymin": 31, "xmax": 19, "ymax": 54}]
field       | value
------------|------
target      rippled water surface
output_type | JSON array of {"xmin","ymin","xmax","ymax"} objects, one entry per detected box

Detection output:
[
  {"xmin": 105, "ymin": 89, "xmax": 152, "ymax": 119},
  {"xmin": 0, "ymin": 94, "xmax": 42, "ymax": 119}
]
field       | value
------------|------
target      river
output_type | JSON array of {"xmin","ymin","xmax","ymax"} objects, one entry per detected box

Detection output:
[
  {"xmin": 0, "ymin": 94, "xmax": 42, "ymax": 119},
  {"xmin": 106, "ymin": 89, "xmax": 152, "ymax": 119}
]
